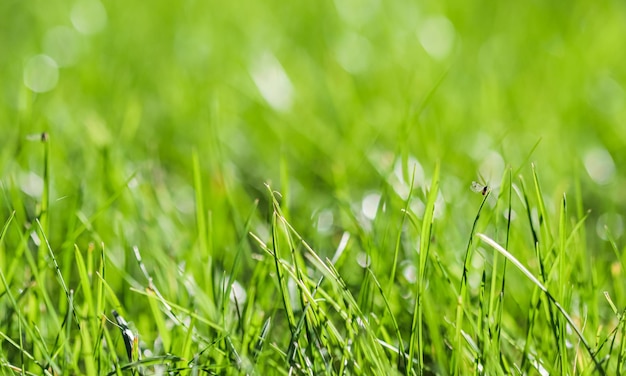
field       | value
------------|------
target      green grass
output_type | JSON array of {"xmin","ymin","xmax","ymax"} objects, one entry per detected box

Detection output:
[{"xmin": 2, "ymin": 0, "xmax": 626, "ymax": 374}]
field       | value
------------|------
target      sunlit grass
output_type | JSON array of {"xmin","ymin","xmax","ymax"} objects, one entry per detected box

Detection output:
[
  {"xmin": 2, "ymin": 0, "xmax": 626, "ymax": 374},
  {"xmin": 1, "ymin": 136, "xmax": 623, "ymax": 374}
]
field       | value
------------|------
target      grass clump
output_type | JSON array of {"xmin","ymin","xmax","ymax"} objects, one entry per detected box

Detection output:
[
  {"xmin": 2, "ymin": 0, "xmax": 626, "ymax": 374},
  {"xmin": 1, "ymin": 139, "xmax": 624, "ymax": 374}
]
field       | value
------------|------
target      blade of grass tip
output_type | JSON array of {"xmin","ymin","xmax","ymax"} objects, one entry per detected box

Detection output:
[
  {"xmin": 603, "ymin": 292, "xmax": 619, "ymax": 317},
  {"xmin": 407, "ymin": 163, "xmax": 439, "ymax": 376},
  {"xmin": 476, "ymin": 233, "xmax": 606, "ymax": 375},
  {"xmin": 452, "ymin": 180, "xmax": 491, "ymax": 375},
  {"xmin": 192, "ymin": 149, "xmax": 216, "ymax": 311}
]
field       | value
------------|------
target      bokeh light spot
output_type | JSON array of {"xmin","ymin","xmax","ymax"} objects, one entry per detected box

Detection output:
[
  {"xmin": 434, "ymin": 192, "xmax": 446, "ymax": 219},
  {"xmin": 402, "ymin": 263, "xmax": 417, "ymax": 284},
  {"xmin": 361, "ymin": 192, "xmax": 381, "ymax": 220},
  {"xmin": 43, "ymin": 26, "xmax": 82, "ymax": 67},
  {"xmin": 251, "ymin": 52, "xmax": 294, "ymax": 112},
  {"xmin": 418, "ymin": 16, "xmax": 455, "ymax": 60},
  {"xmin": 479, "ymin": 151, "xmax": 505, "ymax": 184},
  {"xmin": 71, "ymin": 0, "xmax": 108, "ymax": 35},
  {"xmin": 23, "ymin": 55, "xmax": 59, "ymax": 93},
  {"xmin": 356, "ymin": 252, "xmax": 371, "ymax": 268},
  {"xmin": 584, "ymin": 147, "xmax": 615, "ymax": 185},
  {"xmin": 19, "ymin": 171, "xmax": 44, "ymax": 198},
  {"xmin": 334, "ymin": 0, "xmax": 380, "ymax": 26},
  {"xmin": 334, "ymin": 32, "xmax": 372, "ymax": 74},
  {"xmin": 392, "ymin": 156, "xmax": 425, "ymax": 199},
  {"xmin": 588, "ymin": 75, "xmax": 624, "ymax": 115},
  {"xmin": 229, "ymin": 280, "xmax": 247, "ymax": 305},
  {"xmin": 316, "ymin": 209, "xmax": 334, "ymax": 232},
  {"xmin": 596, "ymin": 212, "xmax": 624, "ymax": 241}
]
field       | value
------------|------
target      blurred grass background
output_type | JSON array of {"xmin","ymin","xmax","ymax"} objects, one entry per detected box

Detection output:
[
  {"xmin": 4, "ymin": 0, "xmax": 623, "ymax": 253},
  {"xmin": 4, "ymin": 0, "xmax": 625, "ymax": 201},
  {"xmin": 1, "ymin": 0, "xmax": 626, "ymax": 373}
]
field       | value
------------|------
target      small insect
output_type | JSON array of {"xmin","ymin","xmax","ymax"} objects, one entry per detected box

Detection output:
[
  {"xmin": 471, "ymin": 181, "xmax": 489, "ymax": 196},
  {"xmin": 25, "ymin": 132, "xmax": 48, "ymax": 142}
]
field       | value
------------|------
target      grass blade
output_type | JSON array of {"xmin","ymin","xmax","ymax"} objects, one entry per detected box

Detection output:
[
  {"xmin": 476, "ymin": 232, "xmax": 605, "ymax": 375},
  {"xmin": 407, "ymin": 163, "xmax": 439, "ymax": 375},
  {"xmin": 192, "ymin": 149, "xmax": 216, "ymax": 313},
  {"xmin": 452, "ymin": 176, "xmax": 490, "ymax": 375}
]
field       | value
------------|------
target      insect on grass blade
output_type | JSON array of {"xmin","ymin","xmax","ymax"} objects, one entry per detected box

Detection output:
[{"xmin": 471, "ymin": 181, "xmax": 489, "ymax": 196}]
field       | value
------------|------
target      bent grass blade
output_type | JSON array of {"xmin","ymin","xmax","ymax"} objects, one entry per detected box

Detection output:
[{"xmin": 476, "ymin": 233, "xmax": 605, "ymax": 375}]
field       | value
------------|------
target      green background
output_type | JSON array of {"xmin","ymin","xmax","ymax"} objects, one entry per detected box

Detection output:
[{"xmin": 1, "ymin": 0, "xmax": 626, "ymax": 374}]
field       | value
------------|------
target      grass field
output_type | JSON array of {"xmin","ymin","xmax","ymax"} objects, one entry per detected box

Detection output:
[{"xmin": 2, "ymin": 0, "xmax": 626, "ymax": 374}]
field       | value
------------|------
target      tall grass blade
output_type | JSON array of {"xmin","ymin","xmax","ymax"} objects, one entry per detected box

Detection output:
[
  {"xmin": 407, "ymin": 163, "xmax": 439, "ymax": 375},
  {"xmin": 452, "ymin": 175, "xmax": 490, "ymax": 375},
  {"xmin": 192, "ymin": 149, "xmax": 216, "ymax": 312}
]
